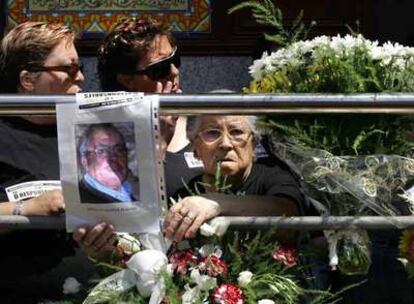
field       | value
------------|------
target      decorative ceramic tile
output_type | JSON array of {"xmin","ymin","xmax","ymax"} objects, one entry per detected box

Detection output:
[{"xmin": 6, "ymin": 0, "xmax": 211, "ymax": 34}]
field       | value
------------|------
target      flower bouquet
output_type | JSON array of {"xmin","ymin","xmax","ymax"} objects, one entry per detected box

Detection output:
[
  {"xmin": 231, "ymin": 0, "xmax": 414, "ymax": 275},
  {"xmin": 81, "ymin": 228, "xmax": 342, "ymax": 304},
  {"xmin": 274, "ymin": 142, "xmax": 414, "ymax": 274}
]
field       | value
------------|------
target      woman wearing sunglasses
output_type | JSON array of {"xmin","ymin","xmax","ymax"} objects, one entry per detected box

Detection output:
[
  {"xmin": 1, "ymin": 22, "xmax": 84, "ymax": 94},
  {"xmin": 73, "ymin": 18, "xmax": 203, "ymax": 257},
  {"xmin": 96, "ymin": 18, "xmax": 197, "ymax": 190},
  {"xmin": 97, "ymin": 18, "xmax": 186, "ymax": 160},
  {"xmin": 97, "ymin": 18, "xmax": 180, "ymax": 94},
  {"xmin": 0, "ymin": 21, "xmax": 85, "ymax": 301}
]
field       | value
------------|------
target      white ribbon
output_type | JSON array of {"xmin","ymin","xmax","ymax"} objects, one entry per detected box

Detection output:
[
  {"xmin": 126, "ymin": 250, "xmax": 168, "ymax": 300},
  {"xmin": 324, "ymin": 230, "xmax": 340, "ymax": 271},
  {"xmin": 83, "ymin": 249, "xmax": 169, "ymax": 304}
]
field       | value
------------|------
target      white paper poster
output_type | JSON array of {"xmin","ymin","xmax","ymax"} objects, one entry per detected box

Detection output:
[{"xmin": 57, "ymin": 92, "xmax": 166, "ymax": 233}]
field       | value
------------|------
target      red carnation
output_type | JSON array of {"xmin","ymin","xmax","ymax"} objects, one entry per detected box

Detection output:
[
  {"xmin": 199, "ymin": 255, "xmax": 228, "ymax": 277},
  {"xmin": 212, "ymin": 283, "xmax": 244, "ymax": 304},
  {"xmin": 168, "ymin": 250, "xmax": 198, "ymax": 274},
  {"xmin": 272, "ymin": 244, "xmax": 298, "ymax": 267}
]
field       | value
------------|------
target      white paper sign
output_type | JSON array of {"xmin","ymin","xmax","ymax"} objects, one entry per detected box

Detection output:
[
  {"xmin": 57, "ymin": 92, "xmax": 166, "ymax": 233},
  {"xmin": 184, "ymin": 152, "xmax": 204, "ymax": 169},
  {"xmin": 5, "ymin": 180, "xmax": 61, "ymax": 202}
]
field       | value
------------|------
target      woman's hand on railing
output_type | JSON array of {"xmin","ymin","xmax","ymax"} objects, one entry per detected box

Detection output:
[
  {"xmin": 164, "ymin": 196, "xmax": 221, "ymax": 242},
  {"xmin": 22, "ymin": 190, "xmax": 65, "ymax": 216}
]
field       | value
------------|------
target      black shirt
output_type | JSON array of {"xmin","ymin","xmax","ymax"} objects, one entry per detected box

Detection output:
[
  {"xmin": 164, "ymin": 143, "xmax": 204, "ymax": 199},
  {"xmin": 0, "ymin": 118, "xmax": 74, "ymax": 300},
  {"xmin": 173, "ymin": 156, "xmax": 307, "ymax": 214}
]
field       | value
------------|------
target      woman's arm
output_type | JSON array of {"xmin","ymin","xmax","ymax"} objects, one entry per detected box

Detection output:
[
  {"xmin": 164, "ymin": 193, "xmax": 299, "ymax": 242},
  {"xmin": 204, "ymin": 192, "xmax": 299, "ymax": 216},
  {"xmin": 0, "ymin": 190, "xmax": 65, "ymax": 216}
]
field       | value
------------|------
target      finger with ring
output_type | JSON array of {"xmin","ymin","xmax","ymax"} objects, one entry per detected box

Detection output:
[
  {"xmin": 173, "ymin": 212, "xmax": 184, "ymax": 221},
  {"xmin": 178, "ymin": 208, "xmax": 189, "ymax": 217},
  {"xmin": 185, "ymin": 213, "xmax": 195, "ymax": 221}
]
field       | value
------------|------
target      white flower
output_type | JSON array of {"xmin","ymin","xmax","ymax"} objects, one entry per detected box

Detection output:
[
  {"xmin": 249, "ymin": 52, "xmax": 269, "ymax": 80},
  {"xmin": 258, "ymin": 299, "xmax": 275, "ymax": 304},
  {"xmin": 182, "ymin": 284, "xmax": 210, "ymax": 304},
  {"xmin": 200, "ymin": 217, "xmax": 230, "ymax": 237},
  {"xmin": 62, "ymin": 277, "xmax": 81, "ymax": 294},
  {"xmin": 182, "ymin": 285, "xmax": 200, "ymax": 304},
  {"xmin": 237, "ymin": 271, "xmax": 253, "ymax": 287},
  {"xmin": 190, "ymin": 269, "xmax": 217, "ymax": 291},
  {"xmin": 117, "ymin": 233, "xmax": 141, "ymax": 255},
  {"xmin": 249, "ymin": 34, "xmax": 414, "ymax": 84},
  {"xmin": 199, "ymin": 222, "xmax": 215, "ymax": 237}
]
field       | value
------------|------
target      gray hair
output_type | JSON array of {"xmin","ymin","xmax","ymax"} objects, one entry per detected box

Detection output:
[
  {"xmin": 78, "ymin": 123, "xmax": 126, "ymax": 157},
  {"xmin": 186, "ymin": 115, "xmax": 260, "ymax": 143}
]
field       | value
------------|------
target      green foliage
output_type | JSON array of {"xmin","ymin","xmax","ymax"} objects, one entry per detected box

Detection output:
[
  {"xmin": 265, "ymin": 114, "xmax": 414, "ymax": 156},
  {"xmin": 228, "ymin": 0, "xmax": 314, "ymax": 46}
]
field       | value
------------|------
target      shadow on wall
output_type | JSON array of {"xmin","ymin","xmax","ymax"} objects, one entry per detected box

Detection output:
[{"xmin": 81, "ymin": 56, "xmax": 253, "ymax": 93}]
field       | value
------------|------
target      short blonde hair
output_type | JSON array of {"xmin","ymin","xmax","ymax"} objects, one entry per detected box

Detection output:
[{"xmin": 0, "ymin": 21, "xmax": 75, "ymax": 92}]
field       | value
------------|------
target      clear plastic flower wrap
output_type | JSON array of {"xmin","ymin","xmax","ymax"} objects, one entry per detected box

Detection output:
[
  {"xmin": 324, "ymin": 230, "xmax": 371, "ymax": 275},
  {"xmin": 275, "ymin": 143, "xmax": 414, "ymax": 275},
  {"xmin": 275, "ymin": 143, "xmax": 414, "ymax": 218}
]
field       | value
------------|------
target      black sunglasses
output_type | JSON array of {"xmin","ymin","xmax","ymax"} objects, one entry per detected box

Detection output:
[
  {"xmin": 27, "ymin": 63, "xmax": 84, "ymax": 80},
  {"xmin": 130, "ymin": 47, "xmax": 180, "ymax": 81}
]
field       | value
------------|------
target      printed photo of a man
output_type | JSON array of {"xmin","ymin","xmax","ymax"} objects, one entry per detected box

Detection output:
[{"xmin": 77, "ymin": 123, "xmax": 139, "ymax": 204}]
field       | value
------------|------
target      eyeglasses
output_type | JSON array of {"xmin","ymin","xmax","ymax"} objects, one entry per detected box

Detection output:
[
  {"xmin": 198, "ymin": 128, "xmax": 252, "ymax": 145},
  {"xmin": 27, "ymin": 62, "xmax": 84, "ymax": 80},
  {"xmin": 129, "ymin": 47, "xmax": 180, "ymax": 81},
  {"xmin": 87, "ymin": 144, "xmax": 127, "ymax": 158}
]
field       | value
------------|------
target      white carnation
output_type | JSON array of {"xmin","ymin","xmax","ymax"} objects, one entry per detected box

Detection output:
[
  {"xmin": 190, "ymin": 269, "xmax": 217, "ymax": 291},
  {"xmin": 200, "ymin": 217, "xmax": 230, "ymax": 237},
  {"xmin": 237, "ymin": 271, "xmax": 253, "ymax": 287},
  {"xmin": 182, "ymin": 285, "xmax": 200, "ymax": 304}
]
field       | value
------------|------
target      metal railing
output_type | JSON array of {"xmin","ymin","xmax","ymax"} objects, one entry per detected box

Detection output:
[
  {"xmin": 2, "ymin": 93, "xmax": 414, "ymax": 114},
  {"xmin": 2, "ymin": 215, "xmax": 414, "ymax": 231},
  {"xmin": 1, "ymin": 93, "xmax": 414, "ymax": 231}
]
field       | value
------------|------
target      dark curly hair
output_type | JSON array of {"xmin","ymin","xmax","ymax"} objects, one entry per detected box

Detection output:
[{"xmin": 97, "ymin": 18, "xmax": 176, "ymax": 91}]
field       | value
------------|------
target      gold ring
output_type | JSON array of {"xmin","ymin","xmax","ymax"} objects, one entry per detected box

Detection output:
[{"xmin": 179, "ymin": 210, "xmax": 188, "ymax": 217}]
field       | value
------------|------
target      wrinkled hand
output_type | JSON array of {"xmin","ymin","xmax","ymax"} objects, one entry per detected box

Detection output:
[
  {"xmin": 73, "ymin": 222, "xmax": 117, "ymax": 258},
  {"xmin": 164, "ymin": 196, "xmax": 221, "ymax": 242},
  {"xmin": 23, "ymin": 190, "xmax": 65, "ymax": 216}
]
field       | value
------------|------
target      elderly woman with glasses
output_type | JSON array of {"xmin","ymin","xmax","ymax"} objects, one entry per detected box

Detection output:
[{"xmin": 164, "ymin": 115, "xmax": 306, "ymax": 242}]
